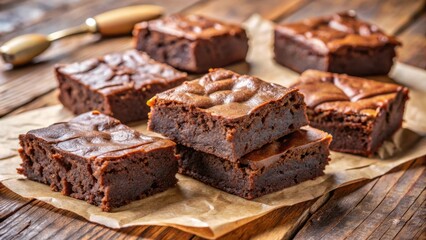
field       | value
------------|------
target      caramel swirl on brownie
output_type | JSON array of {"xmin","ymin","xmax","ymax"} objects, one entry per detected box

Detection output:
[
  {"xmin": 277, "ymin": 11, "xmax": 400, "ymax": 54},
  {"xmin": 274, "ymin": 11, "xmax": 401, "ymax": 76},
  {"xmin": 293, "ymin": 70, "xmax": 409, "ymax": 156},
  {"xmin": 155, "ymin": 69, "xmax": 295, "ymax": 117}
]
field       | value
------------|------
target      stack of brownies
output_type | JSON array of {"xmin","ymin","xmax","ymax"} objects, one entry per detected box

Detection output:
[{"xmin": 147, "ymin": 68, "xmax": 332, "ymax": 199}]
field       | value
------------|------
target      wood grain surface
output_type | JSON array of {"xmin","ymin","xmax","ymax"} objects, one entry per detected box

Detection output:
[
  {"xmin": 0, "ymin": 0, "xmax": 425, "ymax": 239},
  {"xmin": 294, "ymin": 159, "xmax": 426, "ymax": 240}
]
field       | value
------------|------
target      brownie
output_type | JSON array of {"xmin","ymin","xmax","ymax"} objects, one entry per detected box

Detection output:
[
  {"xmin": 55, "ymin": 50, "xmax": 187, "ymax": 123},
  {"xmin": 133, "ymin": 14, "xmax": 249, "ymax": 73},
  {"xmin": 17, "ymin": 111, "xmax": 178, "ymax": 212},
  {"xmin": 178, "ymin": 126, "xmax": 332, "ymax": 199},
  {"xmin": 293, "ymin": 70, "xmax": 409, "ymax": 156},
  {"xmin": 148, "ymin": 68, "xmax": 309, "ymax": 161},
  {"xmin": 274, "ymin": 11, "xmax": 401, "ymax": 76}
]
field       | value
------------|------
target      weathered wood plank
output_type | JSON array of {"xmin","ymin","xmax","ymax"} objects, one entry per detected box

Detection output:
[
  {"xmin": 351, "ymin": 159, "xmax": 425, "ymax": 239},
  {"xmin": 293, "ymin": 158, "xmax": 425, "ymax": 240},
  {"xmin": 397, "ymin": 12, "xmax": 426, "ymax": 69},
  {"xmin": 0, "ymin": 0, "xmax": 196, "ymax": 42},
  {"xmin": 182, "ymin": 0, "xmax": 308, "ymax": 23},
  {"xmin": 313, "ymin": 161, "xmax": 420, "ymax": 239},
  {"xmin": 0, "ymin": 0, "xmax": 25, "ymax": 7},
  {"xmin": 291, "ymin": 159, "xmax": 417, "ymax": 239},
  {"xmin": 0, "ymin": 183, "xmax": 32, "ymax": 221},
  {"xmin": 7, "ymin": 89, "xmax": 58, "ymax": 116},
  {"xmin": 294, "ymin": 180, "xmax": 380, "ymax": 239},
  {"xmin": 374, "ymin": 188, "xmax": 425, "ymax": 239},
  {"xmin": 279, "ymin": 0, "xmax": 424, "ymax": 35},
  {"xmin": 394, "ymin": 195, "xmax": 426, "ymax": 239},
  {"xmin": 0, "ymin": 0, "xmax": 84, "ymax": 36},
  {"xmin": 0, "ymin": 199, "xmax": 194, "ymax": 240}
]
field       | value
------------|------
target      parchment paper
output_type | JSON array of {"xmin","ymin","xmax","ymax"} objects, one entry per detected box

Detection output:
[{"xmin": 0, "ymin": 15, "xmax": 425, "ymax": 239}]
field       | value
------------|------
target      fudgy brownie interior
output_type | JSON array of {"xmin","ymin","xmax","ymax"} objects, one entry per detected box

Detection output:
[
  {"xmin": 148, "ymin": 68, "xmax": 309, "ymax": 161},
  {"xmin": 274, "ymin": 11, "xmax": 400, "ymax": 76},
  {"xmin": 293, "ymin": 70, "xmax": 409, "ymax": 156},
  {"xmin": 55, "ymin": 50, "xmax": 187, "ymax": 122},
  {"xmin": 177, "ymin": 126, "xmax": 332, "ymax": 199},
  {"xmin": 18, "ymin": 111, "xmax": 178, "ymax": 211},
  {"xmin": 134, "ymin": 14, "xmax": 249, "ymax": 73}
]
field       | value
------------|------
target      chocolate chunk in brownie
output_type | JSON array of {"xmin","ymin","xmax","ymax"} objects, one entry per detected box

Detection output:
[
  {"xmin": 133, "ymin": 14, "xmax": 249, "ymax": 73},
  {"xmin": 293, "ymin": 70, "xmax": 409, "ymax": 156},
  {"xmin": 178, "ymin": 126, "xmax": 332, "ymax": 199},
  {"xmin": 274, "ymin": 11, "xmax": 401, "ymax": 76},
  {"xmin": 18, "ymin": 111, "xmax": 178, "ymax": 211},
  {"xmin": 148, "ymin": 68, "xmax": 309, "ymax": 161},
  {"xmin": 55, "ymin": 50, "xmax": 187, "ymax": 123}
]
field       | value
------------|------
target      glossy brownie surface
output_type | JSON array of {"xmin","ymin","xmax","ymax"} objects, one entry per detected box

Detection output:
[
  {"xmin": 56, "ymin": 50, "xmax": 187, "ymax": 122},
  {"xmin": 56, "ymin": 50, "xmax": 187, "ymax": 95},
  {"xmin": 276, "ymin": 11, "xmax": 400, "ymax": 55},
  {"xmin": 293, "ymin": 70, "xmax": 409, "ymax": 156},
  {"xmin": 140, "ymin": 14, "xmax": 245, "ymax": 40},
  {"xmin": 294, "ymin": 70, "xmax": 405, "ymax": 116},
  {"xmin": 153, "ymin": 68, "xmax": 299, "ymax": 118},
  {"xmin": 27, "ymin": 111, "xmax": 176, "ymax": 159}
]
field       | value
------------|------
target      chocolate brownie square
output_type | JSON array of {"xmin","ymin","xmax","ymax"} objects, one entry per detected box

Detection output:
[
  {"xmin": 18, "ymin": 111, "xmax": 178, "ymax": 211},
  {"xmin": 133, "ymin": 14, "xmax": 249, "ymax": 73},
  {"xmin": 274, "ymin": 11, "xmax": 401, "ymax": 76},
  {"xmin": 178, "ymin": 126, "xmax": 332, "ymax": 199},
  {"xmin": 293, "ymin": 70, "xmax": 409, "ymax": 156},
  {"xmin": 148, "ymin": 68, "xmax": 309, "ymax": 161},
  {"xmin": 55, "ymin": 50, "xmax": 187, "ymax": 123}
]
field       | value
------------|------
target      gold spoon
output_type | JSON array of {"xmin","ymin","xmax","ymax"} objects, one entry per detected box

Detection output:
[{"xmin": 0, "ymin": 5, "xmax": 164, "ymax": 66}]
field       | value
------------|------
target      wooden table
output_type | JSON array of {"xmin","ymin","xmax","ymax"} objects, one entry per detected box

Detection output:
[{"xmin": 0, "ymin": 0, "xmax": 425, "ymax": 239}]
